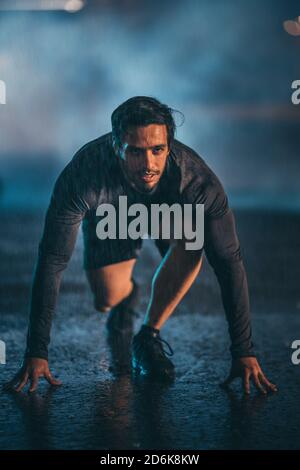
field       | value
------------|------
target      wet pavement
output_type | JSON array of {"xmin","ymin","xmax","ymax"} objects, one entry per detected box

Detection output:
[{"xmin": 1, "ymin": 209, "xmax": 300, "ymax": 450}]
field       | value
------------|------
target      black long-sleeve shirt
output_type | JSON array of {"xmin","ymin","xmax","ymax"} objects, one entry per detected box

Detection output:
[{"xmin": 24, "ymin": 132, "xmax": 255, "ymax": 360}]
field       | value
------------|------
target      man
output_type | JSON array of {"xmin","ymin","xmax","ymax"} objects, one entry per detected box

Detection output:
[{"xmin": 5, "ymin": 96, "xmax": 277, "ymax": 394}]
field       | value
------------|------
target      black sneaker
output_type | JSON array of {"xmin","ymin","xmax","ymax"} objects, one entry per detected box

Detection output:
[
  {"xmin": 131, "ymin": 326, "xmax": 175, "ymax": 381},
  {"xmin": 106, "ymin": 279, "xmax": 140, "ymax": 334}
]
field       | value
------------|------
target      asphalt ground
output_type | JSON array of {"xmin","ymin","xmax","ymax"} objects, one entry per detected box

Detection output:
[{"xmin": 1, "ymin": 209, "xmax": 300, "ymax": 450}]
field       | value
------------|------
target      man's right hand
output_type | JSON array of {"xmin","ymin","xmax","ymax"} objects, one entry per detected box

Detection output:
[{"xmin": 3, "ymin": 358, "xmax": 62, "ymax": 393}]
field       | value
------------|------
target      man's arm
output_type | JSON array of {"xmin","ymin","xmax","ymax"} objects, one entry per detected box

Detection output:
[
  {"xmin": 3, "ymin": 151, "xmax": 100, "ymax": 393},
  {"xmin": 4, "ymin": 158, "xmax": 89, "ymax": 392},
  {"xmin": 181, "ymin": 164, "xmax": 254, "ymax": 358},
  {"xmin": 176, "ymin": 141, "xmax": 277, "ymax": 393},
  {"xmin": 201, "ymin": 181, "xmax": 277, "ymax": 393},
  {"xmin": 25, "ymin": 158, "xmax": 90, "ymax": 360},
  {"xmin": 204, "ymin": 202, "xmax": 255, "ymax": 359}
]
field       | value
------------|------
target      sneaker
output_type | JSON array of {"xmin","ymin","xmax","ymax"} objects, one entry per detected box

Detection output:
[
  {"xmin": 131, "ymin": 325, "xmax": 175, "ymax": 381},
  {"xmin": 106, "ymin": 279, "xmax": 140, "ymax": 334}
]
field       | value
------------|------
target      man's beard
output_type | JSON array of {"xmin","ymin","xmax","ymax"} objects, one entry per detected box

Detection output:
[{"xmin": 120, "ymin": 163, "xmax": 160, "ymax": 194}]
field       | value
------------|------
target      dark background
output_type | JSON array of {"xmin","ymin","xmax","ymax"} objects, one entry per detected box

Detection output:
[{"xmin": 0, "ymin": 0, "xmax": 299, "ymax": 208}]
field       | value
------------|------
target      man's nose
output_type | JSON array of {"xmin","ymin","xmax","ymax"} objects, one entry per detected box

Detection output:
[{"xmin": 142, "ymin": 150, "xmax": 155, "ymax": 170}]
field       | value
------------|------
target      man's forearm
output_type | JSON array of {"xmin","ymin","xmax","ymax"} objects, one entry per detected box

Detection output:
[
  {"xmin": 209, "ymin": 251, "xmax": 255, "ymax": 358},
  {"xmin": 24, "ymin": 183, "xmax": 85, "ymax": 358},
  {"xmin": 24, "ymin": 247, "xmax": 68, "ymax": 360},
  {"xmin": 204, "ymin": 209, "xmax": 255, "ymax": 359}
]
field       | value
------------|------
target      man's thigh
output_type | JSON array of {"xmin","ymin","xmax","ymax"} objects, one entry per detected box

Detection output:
[
  {"xmin": 82, "ymin": 218, "xmax": 143, "ymax": 311},
  {"xmin": 86, "ymin": 258, "xmax": 138, "ymax": 312}
]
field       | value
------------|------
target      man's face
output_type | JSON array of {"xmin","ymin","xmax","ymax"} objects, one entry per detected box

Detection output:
[{"xmin": 114, "ymin": 124, "xmax": 169, "ymax": 193}]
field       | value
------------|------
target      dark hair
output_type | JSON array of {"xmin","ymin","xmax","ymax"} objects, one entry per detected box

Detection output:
[{"xmin": 111, "ymin": 96, "xmax": 182, "ymax": 149}]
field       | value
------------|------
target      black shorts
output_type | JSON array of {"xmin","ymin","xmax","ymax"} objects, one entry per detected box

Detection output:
[{"xmin": 82, "ymin": 218, "xmax": 171, "ymax": 270}]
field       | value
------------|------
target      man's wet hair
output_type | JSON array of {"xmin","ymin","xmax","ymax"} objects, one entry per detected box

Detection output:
[{"xmin": 111, "ymin": 96, "xmax": 183, "ymax": 149}]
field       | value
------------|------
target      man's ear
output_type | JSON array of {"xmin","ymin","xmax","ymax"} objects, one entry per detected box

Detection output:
[
  {"xmin": 113, "ymin": 144, "xmax": 118, "ymax": 155},
  {"xmin": 112, "ymin": 137, "xmax": 119, "ymax": 156}
]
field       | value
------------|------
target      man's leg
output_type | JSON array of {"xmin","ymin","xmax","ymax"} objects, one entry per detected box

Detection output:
[
  {"xmin": 85, "ymin": 258, "xmax": 137, "ymax": 313},
  {"xmin": 144, "ymin": 240, "xmax": 203, "ymax": 329},
  {"xmin": 131, "ymin": 240, "xmax": 203, "ymax": 380}
]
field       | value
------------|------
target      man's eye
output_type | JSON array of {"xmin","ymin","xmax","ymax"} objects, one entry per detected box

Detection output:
[{"xmin": 153, "ymin": 148, "xmax": 163, "ymax": 155}]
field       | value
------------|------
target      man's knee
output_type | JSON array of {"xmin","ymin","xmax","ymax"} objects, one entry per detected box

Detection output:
[
  {"xmin": 86, "ymin": 260, "xmax": 136, "ymax": 313},
  {"xmin": 94, "ymin": 301, "xmax": 112, "ymax": 313},
  {"xmin": 93, "ymin": 284, "xmax": 133, "ymax": 313},
  {"xmin": 94, "ymin": 291, "xmax": 126, "ymax": 312}
]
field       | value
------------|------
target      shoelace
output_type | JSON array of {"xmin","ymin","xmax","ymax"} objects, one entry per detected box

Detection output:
[{"xmin": 152, "ymin": 335, "xmax": 174, "ymax": 357}]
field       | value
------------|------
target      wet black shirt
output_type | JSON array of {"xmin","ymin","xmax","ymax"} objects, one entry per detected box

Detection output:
[{"xmin": 24, "ymin": 132, "xmax": 255, "ymax": 361}]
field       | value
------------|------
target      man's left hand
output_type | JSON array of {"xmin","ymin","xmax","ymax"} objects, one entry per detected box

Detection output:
[{"xmin": 222, "ymin": 357, "xmax": 278, "ymax": 395}]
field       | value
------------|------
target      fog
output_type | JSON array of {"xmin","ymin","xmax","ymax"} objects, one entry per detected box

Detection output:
[{"xmin": 0, "ymin": 0, "xmax": 299, "ymax": 207}]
